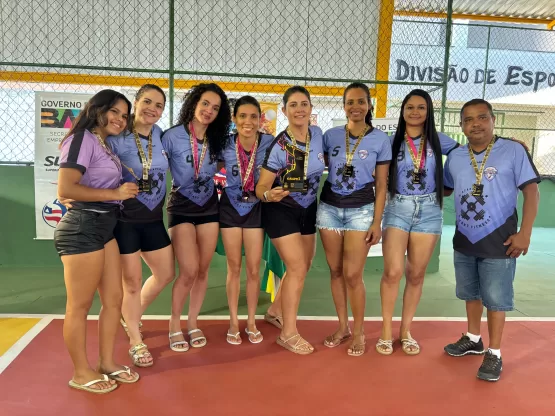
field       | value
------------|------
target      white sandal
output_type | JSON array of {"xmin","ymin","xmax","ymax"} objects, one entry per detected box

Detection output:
[
  {"xmin": 169, "ymin": 331, "xmax": 189, "ymax": 352},
  {"xmin": 188, "ymin": 329, "xmax": 207, "ymax": 348},
  {"xmin": 375, "ymin": 339, "xmax": 393, "ymax": 355}
]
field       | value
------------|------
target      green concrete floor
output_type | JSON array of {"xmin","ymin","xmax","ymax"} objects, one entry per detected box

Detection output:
[{"xmin": 1, "ymin": 226, "xmax": 553, "ymax": 317}]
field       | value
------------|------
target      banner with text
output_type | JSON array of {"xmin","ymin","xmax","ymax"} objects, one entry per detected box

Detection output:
[{"xmin": 34, "ymin": 91, "xmax": 91, "ymax": 239}]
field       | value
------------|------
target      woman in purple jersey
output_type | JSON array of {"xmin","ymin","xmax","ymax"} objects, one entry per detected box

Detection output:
[
  {"xmin": 107, "ymin": 85, "xmax": 177, "ymax": 367},
  {"xmin": 55, "ymin": 90, "xmax": 140, "ymax": 393},
  {"xmin": 255, "ymin": 86, "xmax": 326, "ymax": 355},
  {"xmin": 377, "ymin": 89, "xmax": 456, "ymax": 356},
  {"xmin": 166, "ymin": 83, "xmax": 231, "ymax": 351},
  {"xmin": 221, "ymin": 96, "xmax": 272, "ymax": 345},
  {"xmin": 318, "ymin": 83, "xmax": 391, "ymax": 356}
]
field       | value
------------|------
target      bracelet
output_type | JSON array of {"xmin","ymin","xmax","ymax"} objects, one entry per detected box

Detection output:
[{"xmin": 263, "ymin": 190, "xmax": 269, "ymax": 202}]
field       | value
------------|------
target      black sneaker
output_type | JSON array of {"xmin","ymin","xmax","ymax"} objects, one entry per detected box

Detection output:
[
  {"xmin": 444, "ymin": 333, "xmax": 485, "ymax": 357},
  {"xmin": 477, "ymin": 351, "xmax": 503, "ymax": 382}
]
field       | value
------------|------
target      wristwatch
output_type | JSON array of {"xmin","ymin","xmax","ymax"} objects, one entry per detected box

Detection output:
[{"xmin": 263, "ymin": 191, "xmax": 269, "ymax": 202}]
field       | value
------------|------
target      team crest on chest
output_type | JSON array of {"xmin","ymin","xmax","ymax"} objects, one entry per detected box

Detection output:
[
  {"xmin": 318, "ymin": 152, "xmax": 324, "ymax": 164},
  {"xmin": 358, "ymin": 149, "xmax": 368, "ymax": 160},
  {"xmin": 427, "ymin": 147, "xmax": 433, "ymax": 157},
  {"xmin": 484, "ymin": 166, "xmax": 498, "ymax": 181},
  {"xmin": 161, "ymin": 150, "xmax": 168, "ymax": 160}
]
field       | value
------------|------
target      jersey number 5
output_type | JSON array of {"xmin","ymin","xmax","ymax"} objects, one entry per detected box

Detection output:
[{"xmin": 331, "ymin": 146, "xmax": 340, "ymax": 157}]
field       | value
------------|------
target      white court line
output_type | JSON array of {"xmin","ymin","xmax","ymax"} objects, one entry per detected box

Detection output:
[
  {"xmin": 0, "ymin": 314, "xmax": 554, "ymax": 322},
  {"xmin": 0, "ymin": 317, "xmax": 54, "ymax": 375},
  {"xmin": 0, "ymin": 313, "xmax": 553, "ymax": 373}
]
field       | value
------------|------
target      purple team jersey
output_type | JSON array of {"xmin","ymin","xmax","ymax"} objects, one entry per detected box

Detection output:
[
  {"xmin": 262, "ymin": 125, "xmax": 326, "ymax": 208},
  {"xmin": 221, "ymin": 133, "xmax": 274, "ymax": 216},
  {"xmin": 444, "ymin": 137, "xmax": 541, "ymax": 258},
  {"xmin": 162, "ymin": 124, "xmax": 219, "ymax": 212},
  {"xmin": 393, "ymin": 132, "xmax": 458, "ymax": 195},
  {"xmin": 321, "ymin": 125, "xmax": 391, "ymax": 208},
  {"xmin": 59, "ymin": 129, "xmax": 122, "ymax": 207},
  {"xmin": 106, "ymin": 124, "xmax": 168, "ymax": 222}
]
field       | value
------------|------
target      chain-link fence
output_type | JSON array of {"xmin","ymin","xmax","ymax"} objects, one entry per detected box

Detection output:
[
  {"xmin": 0, "ymin": 0, "xmax": 450, "ymax": 165},
  {"xmin": 3, "ymin": 0, "xmax": 554, "ymax": 178}
]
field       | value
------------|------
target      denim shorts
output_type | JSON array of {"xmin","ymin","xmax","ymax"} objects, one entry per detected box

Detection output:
[
  {"xmin": 382, "ymin": 193, "xmax": 442, "ymax": 235},
  {"xmin": 454, "ymin": 250, "xmax": 517, "ymax": 312},
  {"xmin": 316, "ymin": 201, "xmax": 374, "ymax": 232}
]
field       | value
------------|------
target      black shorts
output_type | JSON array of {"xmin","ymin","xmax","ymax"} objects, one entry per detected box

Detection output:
[
  {"xmin": 113, "ymin": 220, "xmax": 171, "ymax": 255},
  {"xmin": 262, "ymin": 200, "xmax": 317, "ymax": 239},
  {"xmin": 54, "ymin": 209, "xmax": 118, "ymax": 256},
  {"xmin": 167, "ymin": 212, "xmax": 220, "ymax": 228},
  {"xmin": 219, "ymin": 190, "xmax": 262, "ymax": 229}
]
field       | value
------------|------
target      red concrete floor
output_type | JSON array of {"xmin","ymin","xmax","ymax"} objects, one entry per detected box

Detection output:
[{"xmin": 0, "ymin": 319, "xmax": 553, "ymax": 416}]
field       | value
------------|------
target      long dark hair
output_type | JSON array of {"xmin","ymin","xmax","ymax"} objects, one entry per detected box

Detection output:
[
  {"xmin": 60, "ymin": 89, "xmax": 131, "ymax": 147},
  {"xmin": 343, "ymin": 82, "xmax": 373, "ymax": 126},
  {"xmin": 388, "ymin": 89, "xmax": 444, "ymax": 206},
  {"xmin": 129, "ymin": 84, "xmax": 166, "ymax": 131},
  {"xmin": 177, "ymin": 83, "xmax": 231, "ymax": 161}
]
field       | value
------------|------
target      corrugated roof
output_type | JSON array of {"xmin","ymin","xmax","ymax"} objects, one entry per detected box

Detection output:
[{"xmin": 395, "ymin": 0, "xmax": 555, "ymax": 21}]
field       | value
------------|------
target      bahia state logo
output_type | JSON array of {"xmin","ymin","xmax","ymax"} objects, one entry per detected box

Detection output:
[
  {"xmin": 484, "ymin": 166, "xmax": 498, "ymax": 181},
  {"xmin": 42, "ymin": 199, "xmax": 67, "ymax": 228},
  {"xmin": 358, "ymin": 149, "xmax": 369, "ymax": 160}
]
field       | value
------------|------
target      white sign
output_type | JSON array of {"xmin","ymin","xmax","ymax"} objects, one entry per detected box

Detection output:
[{"xmin": 34, "ymin": 92, "xmax": 91, "ymax": 239}]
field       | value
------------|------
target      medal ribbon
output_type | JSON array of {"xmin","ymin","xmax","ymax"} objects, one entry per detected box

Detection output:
[
  {"xmin": 468, "ymin": 137, "xmax": 495, "ymax": 186},
  {"xmin": 92, "ymin": 130, "xmax": 121, "ymax": 171},
  {"xmin": 405, "ymin": 133, "xmax": 426, "ymax": 173},
  {"xmin": 234, "ymin": 134, "xmax": 259, "ymax": 192},
  {"xmin": 189, "ymin": 122, "xmax": 208, "ymax": 179},
  {"xmin": 133, "ymin": 129, "xmax": 153, "ymax": 180},
  {"xmin": 344, "ymin": 124, "xmax": 369, "ymax": 166}
]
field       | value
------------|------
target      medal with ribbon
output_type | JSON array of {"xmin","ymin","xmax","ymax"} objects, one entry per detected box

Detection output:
[
  {"xmin": 189, "ymin": 122, "xmax": 208, "ymax": 181},
  {"xmin": 405, "ymin": 133, "xmax": 426, "ymax": 184},
  {"xmin": 468, "ymin": 137, "xmax": 495, "ymax": 197},
  {"xmin": 234, "ymin": 134, "xmax": 259, "ymax": 202},
  {"xmin": 343, "ymin": 124, "xmax": 369, "ymax": 178},
  {"xmin": 120, "ymin": 129, "xmax": 153, "ymax": 192}
]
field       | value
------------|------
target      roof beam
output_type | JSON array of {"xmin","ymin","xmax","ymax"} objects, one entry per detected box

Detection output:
[
  {"xmin": 548, "ymin": 20, "xmax": 555, "ymax": 30},
  {"xmin": 395, "ymin": 10, "xmax": 553, "ymax": 26}
]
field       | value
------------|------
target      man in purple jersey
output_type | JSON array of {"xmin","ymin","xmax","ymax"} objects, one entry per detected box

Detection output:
[{"xmin": 443, "ymin": 98, "xmax": 540, "ymax": 382}]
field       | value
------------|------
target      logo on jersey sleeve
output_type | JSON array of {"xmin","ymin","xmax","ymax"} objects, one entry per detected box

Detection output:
[
  {"xmin": 358, "ymin": 149, "xmax": 368, "ymax": 160},
  {"xmin": 484, "ymin": 166, "xmax": 498, "ymax": 181}
]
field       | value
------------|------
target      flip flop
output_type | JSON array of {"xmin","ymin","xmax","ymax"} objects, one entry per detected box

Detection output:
[
  {"xmin": 323, "ymin": 332, "xmax": 352, "ymax": 348},
  {"xmin": 245, "ymin": 328, "xmax": 263, "ymax": 344},
  {"xmin": 68, "ymin": 374, "xmax": 117, "ymax": 394},
  {"xmin": 106, "ymin": 365, "xmax": 140, "ymax": 384},
  {"xmin": 227, "ymin": 331, "xmax": 242, "ymax": 345}
]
